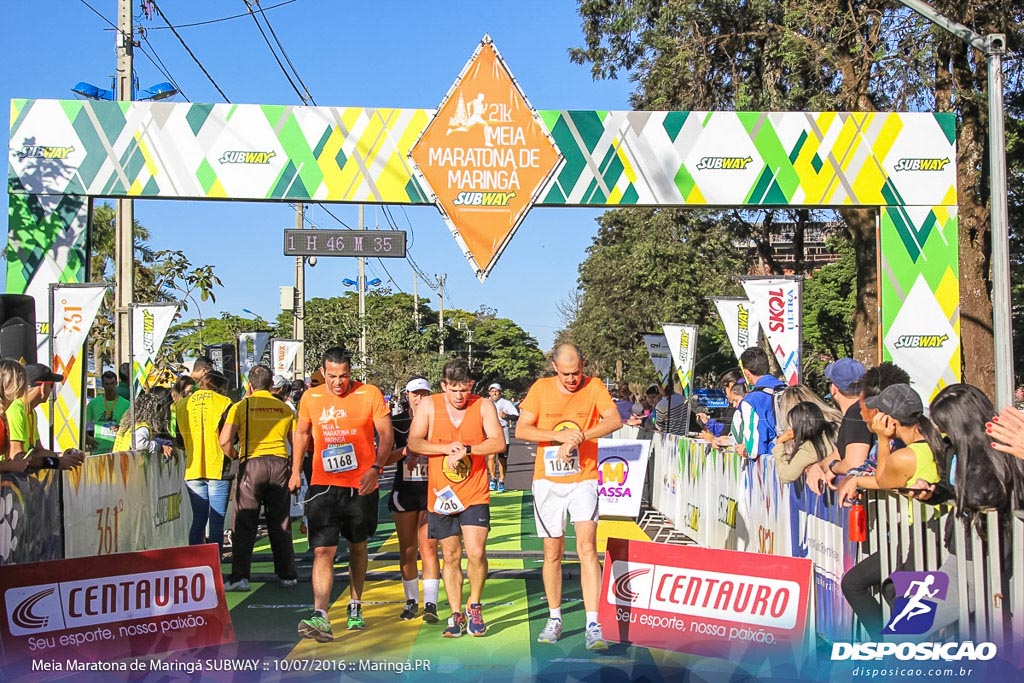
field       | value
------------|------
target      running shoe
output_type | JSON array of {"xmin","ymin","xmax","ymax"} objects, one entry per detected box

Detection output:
[
  {"xmin": 496, "ymin": 481, "xmax": 506, "ymax": 493},
  {"xmin": 280, "ymin": 578, "xmax": 298, "ymax": 588},
  {"xmin": 347, "ymin": 603, "xmax": 366, "ymax": 630},
  {"xmin": 423, "ymin": 602, "xmax": 439, "ymax": 624},
  {"xmin": 537, "ymin": 617, "xmax": 562, "ymax": 643},
  {"xmin": 400, "ymin": 600, "xmax": 418, "ymax": 621},
  {"xmin": 585, "ymin": 622, "xmax": 609, "ymax": 651},
  {"xmin": 443, "ymin": 612, "xmax": 467, "ymax": 638},
  {"xmin": 489, "ymin": 479, "xmax": 497, "ymax": 491},
  {"xmin": 466, "ymin": 603, "xmax": 486, "ymax": 636},
  {"xmin": 297, "ymin": 612, "xmax": 333, "ymax": 642},
  {"xmin": 223, "ymin": 578, "xmax": 250, "ymax": 592}
]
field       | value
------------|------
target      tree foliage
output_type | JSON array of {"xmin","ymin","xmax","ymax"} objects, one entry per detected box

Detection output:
[{"xmin": 571, "ymin": 0, "xmax": 1024, "ymax": 393}]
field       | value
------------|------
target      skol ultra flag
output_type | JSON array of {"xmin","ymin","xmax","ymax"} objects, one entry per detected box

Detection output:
[{"xmin": 740, "ymin": 278, "xmax": 802, "ymax": 385}]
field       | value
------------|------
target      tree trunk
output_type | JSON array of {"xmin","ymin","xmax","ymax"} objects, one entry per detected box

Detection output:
[{"xmin": 839, "ymin": 208, "xmax": 879, "ymax": 366}]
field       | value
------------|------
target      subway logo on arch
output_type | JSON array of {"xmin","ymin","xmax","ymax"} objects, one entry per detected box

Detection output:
[{"xmin": 605, "ymin": 560, "xmax": 799, "ymax": 629}]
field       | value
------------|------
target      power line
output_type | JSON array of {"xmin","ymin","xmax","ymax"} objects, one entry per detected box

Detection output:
[
  {"xmin": 151, "ymin": 0, "xmax": 232, "ymax": 102},
  {"xmin": 137, "ymin": 32, "xmax": 189, "ymax": 100},
  {"xmin": 252, "ymin": 0, "xmax": 316, "ymax": 105},
  {"xmin": 242, "ymin": 0, "xmax": 308, "ymax": 104},
  {"xmin": 145, "ymin": 0, "xmax": 297, "ymax": 30}
]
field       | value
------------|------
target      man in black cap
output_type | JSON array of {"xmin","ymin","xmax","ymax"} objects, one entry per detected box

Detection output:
[{"xmin": 6, "ymin": 363, "xmax": 86, "ymax": 469}]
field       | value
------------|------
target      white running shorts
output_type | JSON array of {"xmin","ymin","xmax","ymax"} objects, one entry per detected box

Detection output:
[{"xmin": 532, "ymin": 478, "xmax": 599, "ymax": 538}]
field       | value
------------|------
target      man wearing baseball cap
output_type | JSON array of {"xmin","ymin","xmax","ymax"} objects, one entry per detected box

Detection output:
[
  {"xmin": 813, "ymin": 358, "xmax": 869, "ymax": 490},
  {"xmin": 486, "ymin": 383, "xmax": 518, "ymax": 493},
  {"xmin": 6, "ymin": 363, "xmax": 85, "ymax": 469}
]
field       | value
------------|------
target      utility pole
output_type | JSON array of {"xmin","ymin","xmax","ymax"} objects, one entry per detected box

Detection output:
[
  {"xmin": 358, "ymin": 205, "xmax": 367, "ymax": 381},
  {"xmin": 293, "ymin": 204, "xmax": 305, "ymax": 379},
  {"xmin": 437, "ymin": 274, "xmax": 446, "ymax": 355},
  {"xmin": 413, "ymin": 272, "xmax": 420, "ymax": 330},
  {"xmin": 896, "ymin": 0, "xmax": 1012, "ymax": 406},
  {"xmin": 113, "ymin": 0, "xmax": 134, "ymax": 370}
]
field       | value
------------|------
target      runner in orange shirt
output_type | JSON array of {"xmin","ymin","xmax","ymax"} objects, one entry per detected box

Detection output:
[
  {"xmin": 407, "ymin": 358, "xmax": 504, "ymax": 638},
  {"xmin": 289, "ymin": 347, "xmax": 393, "ymax": 642},
  {"xmin": 516, "ymin": 343, "xmax": 622, "ymax": 651}
]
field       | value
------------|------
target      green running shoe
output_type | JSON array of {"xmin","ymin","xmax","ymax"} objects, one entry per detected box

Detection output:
[
  {"xmin": 297, "ymin": 611, "xmax": 333, "ymax": 642},
  {"xmin": 347, "ymin": 603, "xmax": 366, "ymax": 630}
]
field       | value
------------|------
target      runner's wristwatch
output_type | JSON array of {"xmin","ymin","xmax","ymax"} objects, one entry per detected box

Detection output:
[
  {"xmin": 370, "ymin": 464, "xmax": 384, "ymax": 473},
  {"xmin": 463, "ymin": 444, "xmax": 473, "ymax": 454}
]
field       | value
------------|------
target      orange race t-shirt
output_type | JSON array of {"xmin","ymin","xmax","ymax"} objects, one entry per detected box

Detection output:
[
  {"xmin": 426, "ymin": 393, "xmax": 490, "ymax": 515},
  {"xmin": 521, "ymin": 376, "xmax": 616, "ymax": 484},
  {"xmin": 298, "ymin": 382, "xmax": 388, "ymax": 488}
]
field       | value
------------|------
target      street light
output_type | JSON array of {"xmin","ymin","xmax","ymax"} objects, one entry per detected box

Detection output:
[
  {"xmin": 343, "ymin": 276, "xmax": 383, "ymax": 380},
  {"xmin": 71, "ymin": 78, "xmax": 178, "ymax": 102}
]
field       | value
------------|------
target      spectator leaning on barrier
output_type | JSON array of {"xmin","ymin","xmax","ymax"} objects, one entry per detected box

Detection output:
[
  {"xmin": 836, "ymin": 383, "xmax": 945, "ymax": 638},
  {"xmin": 220, "ymin": 365, "xmax": 298, "ymax": 592},
  {"xmin": 772, "ymin": 402, "xmax": 838, "ymax": 485},
  {"xmin": 731, "ymin": 348, "xmax": 786, "ymax": 458},
  {"xmin": 6, "ymin": 363, "xmax": 85, "ymax": 471},
  {"xmin": 806, "ymin": 358, "xmax": 867, "ymax": 493},
  {"xmin": 112, "ymin": 392, "xmax": 173, "ymax": 456},
  {"xmin": 696, "ymin": 368, "xmax": 744, "ymax": 438},
  {"xmin": 177, "ymin": 370, "xmax": 233, "ymax": 552},
  {"xmin": 169, "ymin": 375, "xmax": 195, "ymax": 439},
  {"xmin": 653, "ymin": 378, "xmax": 687, "ymax": 435},
  {"xmin": 0, "ymin": 360, "xmax": 30, "ymax": 474},
  {"xmin": 916, "ymin": 384, "xmax": 1024, "ymax": 640}
]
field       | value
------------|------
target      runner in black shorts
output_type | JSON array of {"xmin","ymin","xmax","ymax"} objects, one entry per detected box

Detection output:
[{"xmin": 387, "ymin": 377, "xmax": 440, "ymax": 623}]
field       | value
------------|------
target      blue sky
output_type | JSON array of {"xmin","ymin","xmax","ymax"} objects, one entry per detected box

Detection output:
[{"xmin": 2, "ymin": 0, "xmax": 635, "ymax": 351}]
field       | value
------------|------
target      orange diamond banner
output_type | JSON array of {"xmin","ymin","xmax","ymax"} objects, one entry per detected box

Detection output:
[{"xmin": 410, "ymin": 37, "xmax": 561, "ymax": 281}]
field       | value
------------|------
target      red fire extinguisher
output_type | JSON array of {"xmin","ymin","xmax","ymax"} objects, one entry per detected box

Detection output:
[{"xmin": 849, "ymin": 499, "xmax": 867, "ymax": 543}]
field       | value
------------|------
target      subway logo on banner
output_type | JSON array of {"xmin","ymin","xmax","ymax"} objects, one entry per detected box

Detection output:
[
  {"xmin": 737, "ymin": 304, "xmax": 751, "ymax": 348},
  {"xmin": 219, "ymin": 150, "xmax": 276, "ymax": 164},
  {"xmin": 18, "ymin": 145, "xmax": 74, "ymax": 160},
  {"xmin": 5, "ymin": 567, "xmax": 218, "ymax": 637},
  {"xmin": 452, "ymin": 191, "xmax": 516, "ymax": 207},
  {"xmin": 607, "ymin": 560, "xmax": 799, "ymax": 629},
  {"xmin": 696, "ymin": 156, "xmax": 753, "ymax": 170},
  {"xmin": 893, "ymin": 157, "xmax": 950, "ymax": 172},
  {"xmin": 894, "ymin": 334, "xmax": 948, "ymax": 349}
]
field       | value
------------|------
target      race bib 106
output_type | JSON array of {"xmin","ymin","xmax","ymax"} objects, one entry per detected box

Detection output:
[{"xmin": 433, "ymin": 485, "xmax": 466, "ymax": 515}]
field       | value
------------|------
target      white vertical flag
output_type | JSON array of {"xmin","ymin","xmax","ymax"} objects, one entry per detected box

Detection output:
[
  {"xmin": 271, "ymin": 339, "xmax": 303, "ymax": 378},
  {"xmin": 130, "ymin": 303, "xmax": 178, "ymax": 396},
  {"xmin": 713, "ymin": 297, "xmax": 761, "ymax": 365},
  {"xmin": 662, "ymin": 323, "xmax": 698, "ymax": 396},
  {"xmin": 642, "ymin": 333, "xmax": 674, "ymax": 388},
  {"xmin": 741, "ymin": 277, "xmax": 802, "ymax": 385},
  {"xmin": 49, "ymin": 284, "xmax": 107, "ymax": 450},
  {"xmin": 238, "ymin": 332, "xmax": 271, "ymax": 390}
]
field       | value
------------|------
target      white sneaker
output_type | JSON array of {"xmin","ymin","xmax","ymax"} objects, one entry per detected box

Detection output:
[
  {"xmin": 280, "ymin": 579, "xmax": 298, "ymax": 588},
  {"xmin": 584, "ymin": 622, "xmax": 608, "ymax": 651},
  {"xmin": 224, "ymin": 578, "xmax": 250, "ymax": 592},
  {"xmin": 537, "ymin": 617, "xmax": 562, "ymax": 644}
]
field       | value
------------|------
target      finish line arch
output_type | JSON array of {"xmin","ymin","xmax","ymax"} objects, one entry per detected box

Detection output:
[{"xmin": 7, "ymin": 38, "xmax": 960, "ymax": 413}]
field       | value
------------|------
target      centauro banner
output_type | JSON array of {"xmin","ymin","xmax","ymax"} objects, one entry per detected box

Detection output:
[
  {"xmin": 662, "ymin": 323, "xmax": 698, "ymax": 396},
  {"xmin": 49, "ymin": 284, "xmax": 106, "ymax": 451},
  {"xmin": 271, "ymin": 339, "xmax": 302, "ymax": 378},
  {"xmin": 598, "ymin": 538, "xmax": 811, "ymax": 659},
  {"xmin": 130, "ymin": 303, "xmax": 177, "ymax": 396},
  {"xmin": 0, "ymin": 544, "xmax": 232, "ymax": 667},
  {"xmin": 713, "ymin": 297, "xmax": 761, "ymax": 365},
  {"xmin": 642, "ymin": 333, "xmax": 674, "ymax": 388},
  {"xmin": 237, "ymin": 332, "xmax": 271, "ymax": 391},
  {"xmin": 741, "ymin": 278, "xmax": 802, "ymax": 386}
]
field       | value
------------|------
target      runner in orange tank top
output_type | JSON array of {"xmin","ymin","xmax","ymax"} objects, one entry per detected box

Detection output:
[{"xmin": 408, "ymin": 358, "xmax": 504, "ymax": 639}]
